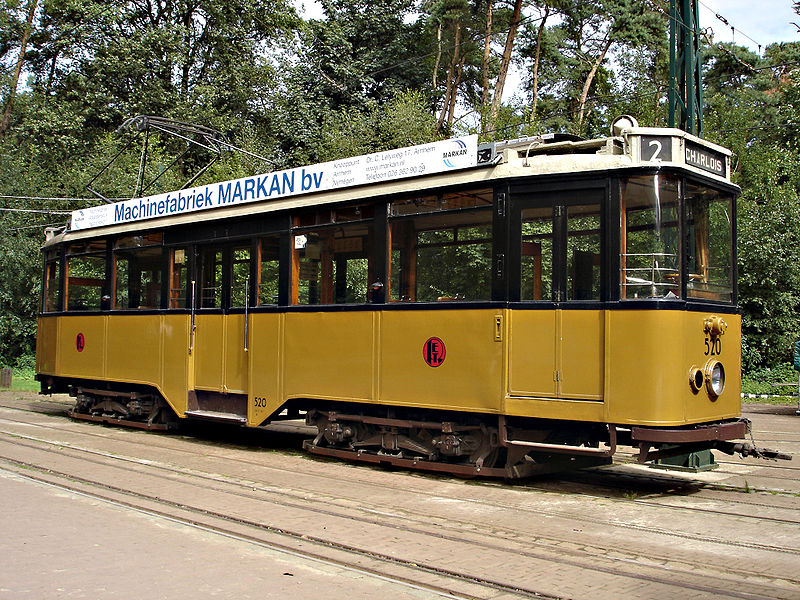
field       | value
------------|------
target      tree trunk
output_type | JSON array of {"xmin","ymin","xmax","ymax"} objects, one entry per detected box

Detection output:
[
  {"xmin": 480, "ymin": 0, "xmax": 493, "ymax": 137},
  {"xmin": 44, "ymin": 49, "xmax": 59, "ymax": 106},
  {"xmin": 576, "ymin": 35, "xmax": 613, "ymax": 130},
  {"xmin": 437, "ymin": 20, "xmax": 462, "ymax": 134},
  {"xmin": 486, "ymin": 0, "xmax": 523, "ymax": 140},
  {"xmin": 529, "ymin": 4, "xmax": 550, "ymax": 128},
  {"xmin": 433, "ymin": 22, "xmax": 442, "ymax": 90},
  {"xmin": 446, "ymin": 54, "xmax": 466, "ymax": 130},
  {"xmin": 0, "ymin": 0, "xmax": 39, "ymax": 138}
]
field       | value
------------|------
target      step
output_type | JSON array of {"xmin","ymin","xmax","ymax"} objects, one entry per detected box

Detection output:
[{"xmin": 184, "ymin": 410, "xmax": 247, "ymax": 424}]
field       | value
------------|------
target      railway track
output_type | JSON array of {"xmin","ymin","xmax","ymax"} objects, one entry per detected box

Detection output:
[{"xmin": 1, "ymin": 394, "xmax": 799, "ymax": 599}]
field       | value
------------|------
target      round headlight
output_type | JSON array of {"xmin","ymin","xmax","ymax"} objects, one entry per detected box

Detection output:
[{"xmin": 704, "ymin": 360, "xmax": 725, "ymax": 398}]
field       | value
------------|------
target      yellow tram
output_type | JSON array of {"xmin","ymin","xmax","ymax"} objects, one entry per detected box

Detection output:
[{"xmin": 36, "ymin": 118, "xmax": 762, "ymax": 476}]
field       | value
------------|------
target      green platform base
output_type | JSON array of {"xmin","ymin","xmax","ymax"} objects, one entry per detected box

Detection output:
[{"xmin": 650, "ymin": 448, "xmax": 719, "ymax": 472}]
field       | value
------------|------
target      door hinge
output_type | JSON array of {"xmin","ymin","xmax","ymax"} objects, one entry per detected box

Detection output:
[
  {"xmin": 553, "ymin": 370, "xmax": 560, "ymax": 382},
  {"xmin": 496, "ymin": 253, "xmax": 505, "ymax": 278}
]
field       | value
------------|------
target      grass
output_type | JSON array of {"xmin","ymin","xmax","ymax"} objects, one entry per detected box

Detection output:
[
  {"xmin": 0, "ymin": 367, "xmax": 40, "ymax": 392},
  {"xmin": 741, "ymin": 362, "xmax": 799, "ymax": 405},
  {"xmin": 741, "ymin": 395, "xmax": 797, "ymax": 405}
]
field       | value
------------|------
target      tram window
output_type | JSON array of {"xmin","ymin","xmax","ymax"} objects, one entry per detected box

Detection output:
[
  {"xmin": 169, "ymin": 248, "xmax": 189, "ymax": 308},
  {"xmin": 567, "ymin": 204, "xmax": 601, "ymax": 301},
  {"xmin": 295, "ymin": 203, "xmax": 374, "ymax": 227},
  {"xmin": 258, "ymin": 236, "xmax": 280, "ymax": 305},
  {"xmin": 230, "ymin": 246, "xmax": 252, "ymax": 308},
  {"xmin": 686, "ymin": 183, "xmax": 733, "ymax": 302},
  {"xmin": 199, "ymin": 247, "xmax": 223, "ymax": 308},
  {"xmin": 520, "ymin": 207, "xmax": 554, "ymax": 301},
  {"xmin": 620, "ymin": 175, "xmax": 680, "ymax": 299},
  {"xmin": 113, "ymin": 240, "xmax": 164, "ymax": 309},
  {"xmin": 115, "ymin": 232, "xmax": 163, "ymax": 248},
  {"xmin": 390, "ymin": 196, "xmax": 493, "ymax": 302},
  {"xmin": 44, "ymin": 250, "xmax": 62, "ymax": 312},
  {"xmin": 390, "ymin": 189, "xmax": 492, "ymax": 216},
  {"xmin": 293, "ymin": 223, "xmax": 372, "ymax": 305},
  {"xmin": 65, "ymin": 241, "xmax": 107, "ymax": 311}
]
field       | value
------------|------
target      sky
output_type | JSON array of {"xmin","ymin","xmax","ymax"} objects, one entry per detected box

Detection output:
[{"xmin": 699, "ymin": 0, "xmax": 799, "ymax": 54}]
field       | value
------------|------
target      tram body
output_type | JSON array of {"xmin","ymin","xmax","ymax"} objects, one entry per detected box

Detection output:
[{"xmin": 36, "ymin": 124, "xmax": 749, "ymax": 476}]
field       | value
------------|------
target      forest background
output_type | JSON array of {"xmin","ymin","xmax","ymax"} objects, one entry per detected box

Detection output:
[{"xmin": 1, "ymin": 0, "xmax": 800, "ymax": 380}]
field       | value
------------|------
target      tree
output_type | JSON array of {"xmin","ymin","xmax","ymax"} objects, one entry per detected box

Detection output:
[
  {"xmin": 0, "ymin": 0, "xmax": 38, "ymax": 138},
  {"xmin": 703, "ymin": 40, "xmax": 800, "ymax": 369}
]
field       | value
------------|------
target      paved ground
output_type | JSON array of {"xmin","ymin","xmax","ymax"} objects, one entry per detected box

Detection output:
[
  {"xmin": 1, "ymin": 468, "xmax": 435, "ymax": 600},
  {"xmin": 0, "ymin": 391, "xmax": 798, "ymax": 600}
]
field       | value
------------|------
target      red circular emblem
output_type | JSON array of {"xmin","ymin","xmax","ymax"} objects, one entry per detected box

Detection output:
[
  {"xmin": 76, "ymin": 333, "xmax": 85, "ymax": 352},
  {"xmin": 423, "ymin": 337, "xmax": 446, "ymax": 367}
]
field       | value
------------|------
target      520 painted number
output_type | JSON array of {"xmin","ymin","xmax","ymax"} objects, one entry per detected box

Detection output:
[
  {"xmin": 704, "ymin": 337, "xmax": 722, "ymax": 356},
  {"xmin": 254, "ymin": 396, "xmax": 269, "ymax": 408}
]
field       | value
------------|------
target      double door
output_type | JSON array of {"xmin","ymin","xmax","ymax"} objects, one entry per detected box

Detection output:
[
  {"xmin": 193, "ymin": 243, "xmax": 253, "ymax": 395},
  {"xmin": 508, "ymin": 189, "xmax": 605, "ymax": 400}
]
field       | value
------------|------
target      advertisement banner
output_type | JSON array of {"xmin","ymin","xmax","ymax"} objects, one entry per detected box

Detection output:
[{"xmin": 71, "ymin": 135, "xmax": 479, "ymax": 231}]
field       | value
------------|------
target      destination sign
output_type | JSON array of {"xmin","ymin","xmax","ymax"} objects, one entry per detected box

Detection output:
[
  {"xmin": 70, "ymin": 136, "xmax": 479, "ymax": 231},
  {"xmin": 684, "ymin": 140, "xmax": 726, "ymax": 177}
]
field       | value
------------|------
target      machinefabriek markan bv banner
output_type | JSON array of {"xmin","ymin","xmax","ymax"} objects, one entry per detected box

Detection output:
[{"xmin": 71, "ymin": 136, "xmax": 479, "ymax": 231}]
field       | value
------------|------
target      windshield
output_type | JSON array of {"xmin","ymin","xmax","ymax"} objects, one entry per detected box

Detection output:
[
  {"xmin": 620, "ymin": 175, "xmax": 680, "ymax": 299},
  {"xmin": 620, "ymin": 175, "xmax": 734, "ymax": 303},
  {"xmin": 685, "ymin": 182, "xmax": 733, "ymax": 302}
]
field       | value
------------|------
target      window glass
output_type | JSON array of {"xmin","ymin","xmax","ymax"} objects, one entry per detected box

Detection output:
[
  {"xmin": 686, "ymin": 183, "xmax": 733, "ymax": 302},
  {"xmin": 65, "ymin": 241, "xmax": 106, "ymax": 311},
  {"xmin": 230, "ymin": 246, "xmax": 251, "ymax": 308},
  {"xmin": 390, "ymin": 189, "xmax": 492, "ymax": 217},
  {"xmin": 258, "ymin": 236, "xmax": 280, "ymax": 305},
  {"xmin": 66, "ymin": 255, "xmax": 106, "ymax": 311},
  {"xmin": 620, "ymin": 175, "xmax": 680, "ymax": 299},
  {"xmin": 520, "ymin": 207, "xmax": 553, "ymax": 301},
  {"xmin": 200, "ymin": 247, "xmax": 223, "ymax": 308},
  {"xmin": 115, "ymin": 233, "xmax": 163, "ymax": 249},
  {"xmin": 567, "ymin": 204, "xmax": 601, "ymax": 300},
  {"xmin": 113, "ymin": 246, "xmax": 163, "ymax": 309},
  {"xmin": 44, "ymin": 250, "xmax": 62, "ymax": 312},
  {"xmin": 295, "ymin": 203, "xmax": 374, "ymax": 227},
  {"xmin": 390, "ymin": 205, "xmax": 492, "ymax": 302},
  {"xmin": 169, "ymin": 248, "xmax": 188, "ymax": 308},
  {"xmin": 293, "ymin": 223, "xmax": 372, "ymax": 305}
]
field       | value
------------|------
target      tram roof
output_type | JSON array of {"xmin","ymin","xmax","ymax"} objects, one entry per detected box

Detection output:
[{"xmin": 46, "ymin": 125, "xmax": 735, "ymax": 246}]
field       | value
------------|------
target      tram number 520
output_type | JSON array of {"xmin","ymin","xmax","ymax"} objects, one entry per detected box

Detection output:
[{"xmin": 704, "ymin": 337, "xmax": 722, "ymax": 356}]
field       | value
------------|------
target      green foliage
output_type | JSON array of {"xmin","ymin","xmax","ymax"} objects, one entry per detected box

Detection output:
[
  {"xmin": 741, "ymin": 362, "xmax": 798, "ymax": 396},
  {"xmin": 314, "ymin": 90, "xmax": 439, "ymax": 162},
  {"xmin": 0, "ymin": 221, "xmax": 41, "ymax": 365},
  {"xmin": 0, "ymin": 0, "xmax": 798, "ymax": 374},
  {"xmin": 704, "ymin": 41, "xmax": 800, "ymax": 370}
]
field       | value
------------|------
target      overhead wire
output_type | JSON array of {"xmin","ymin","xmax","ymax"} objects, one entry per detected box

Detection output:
[
  {"xmin": 697, "ymin": 0, "xmax": 764, "ymax": 54},
  {"xmin": 0, "ymin": 194, "xmax": 107, "ymax": 203},
  {"xmin": 0, "ymin": 207, "xmax": 70, "ymax": 214},
  {"xmin": 1, "ymin": 222, "xmax": 64, "ymax": 233}
]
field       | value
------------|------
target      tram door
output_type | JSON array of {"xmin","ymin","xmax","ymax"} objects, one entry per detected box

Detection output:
[
  {"xmin": 509, "ymin": 190, "xmax": 605, "ymax": 401},
  {"xmin": 193, "ymin": 244, "xmax": 251, "ymax": 398}
]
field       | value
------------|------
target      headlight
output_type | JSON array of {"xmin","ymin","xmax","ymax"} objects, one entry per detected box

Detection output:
[{"xmin": 704, "ymin": 360, "xmax": 725, "ymax": 398}]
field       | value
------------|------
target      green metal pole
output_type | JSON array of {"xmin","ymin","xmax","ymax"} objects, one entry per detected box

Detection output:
[
  {"xmin": 669, "ymin": 0, "xmax": 677, "ymax": 128},
  {"xmin": 668, "ymin": 0, "xmax": 703, "ymax": 136}
]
